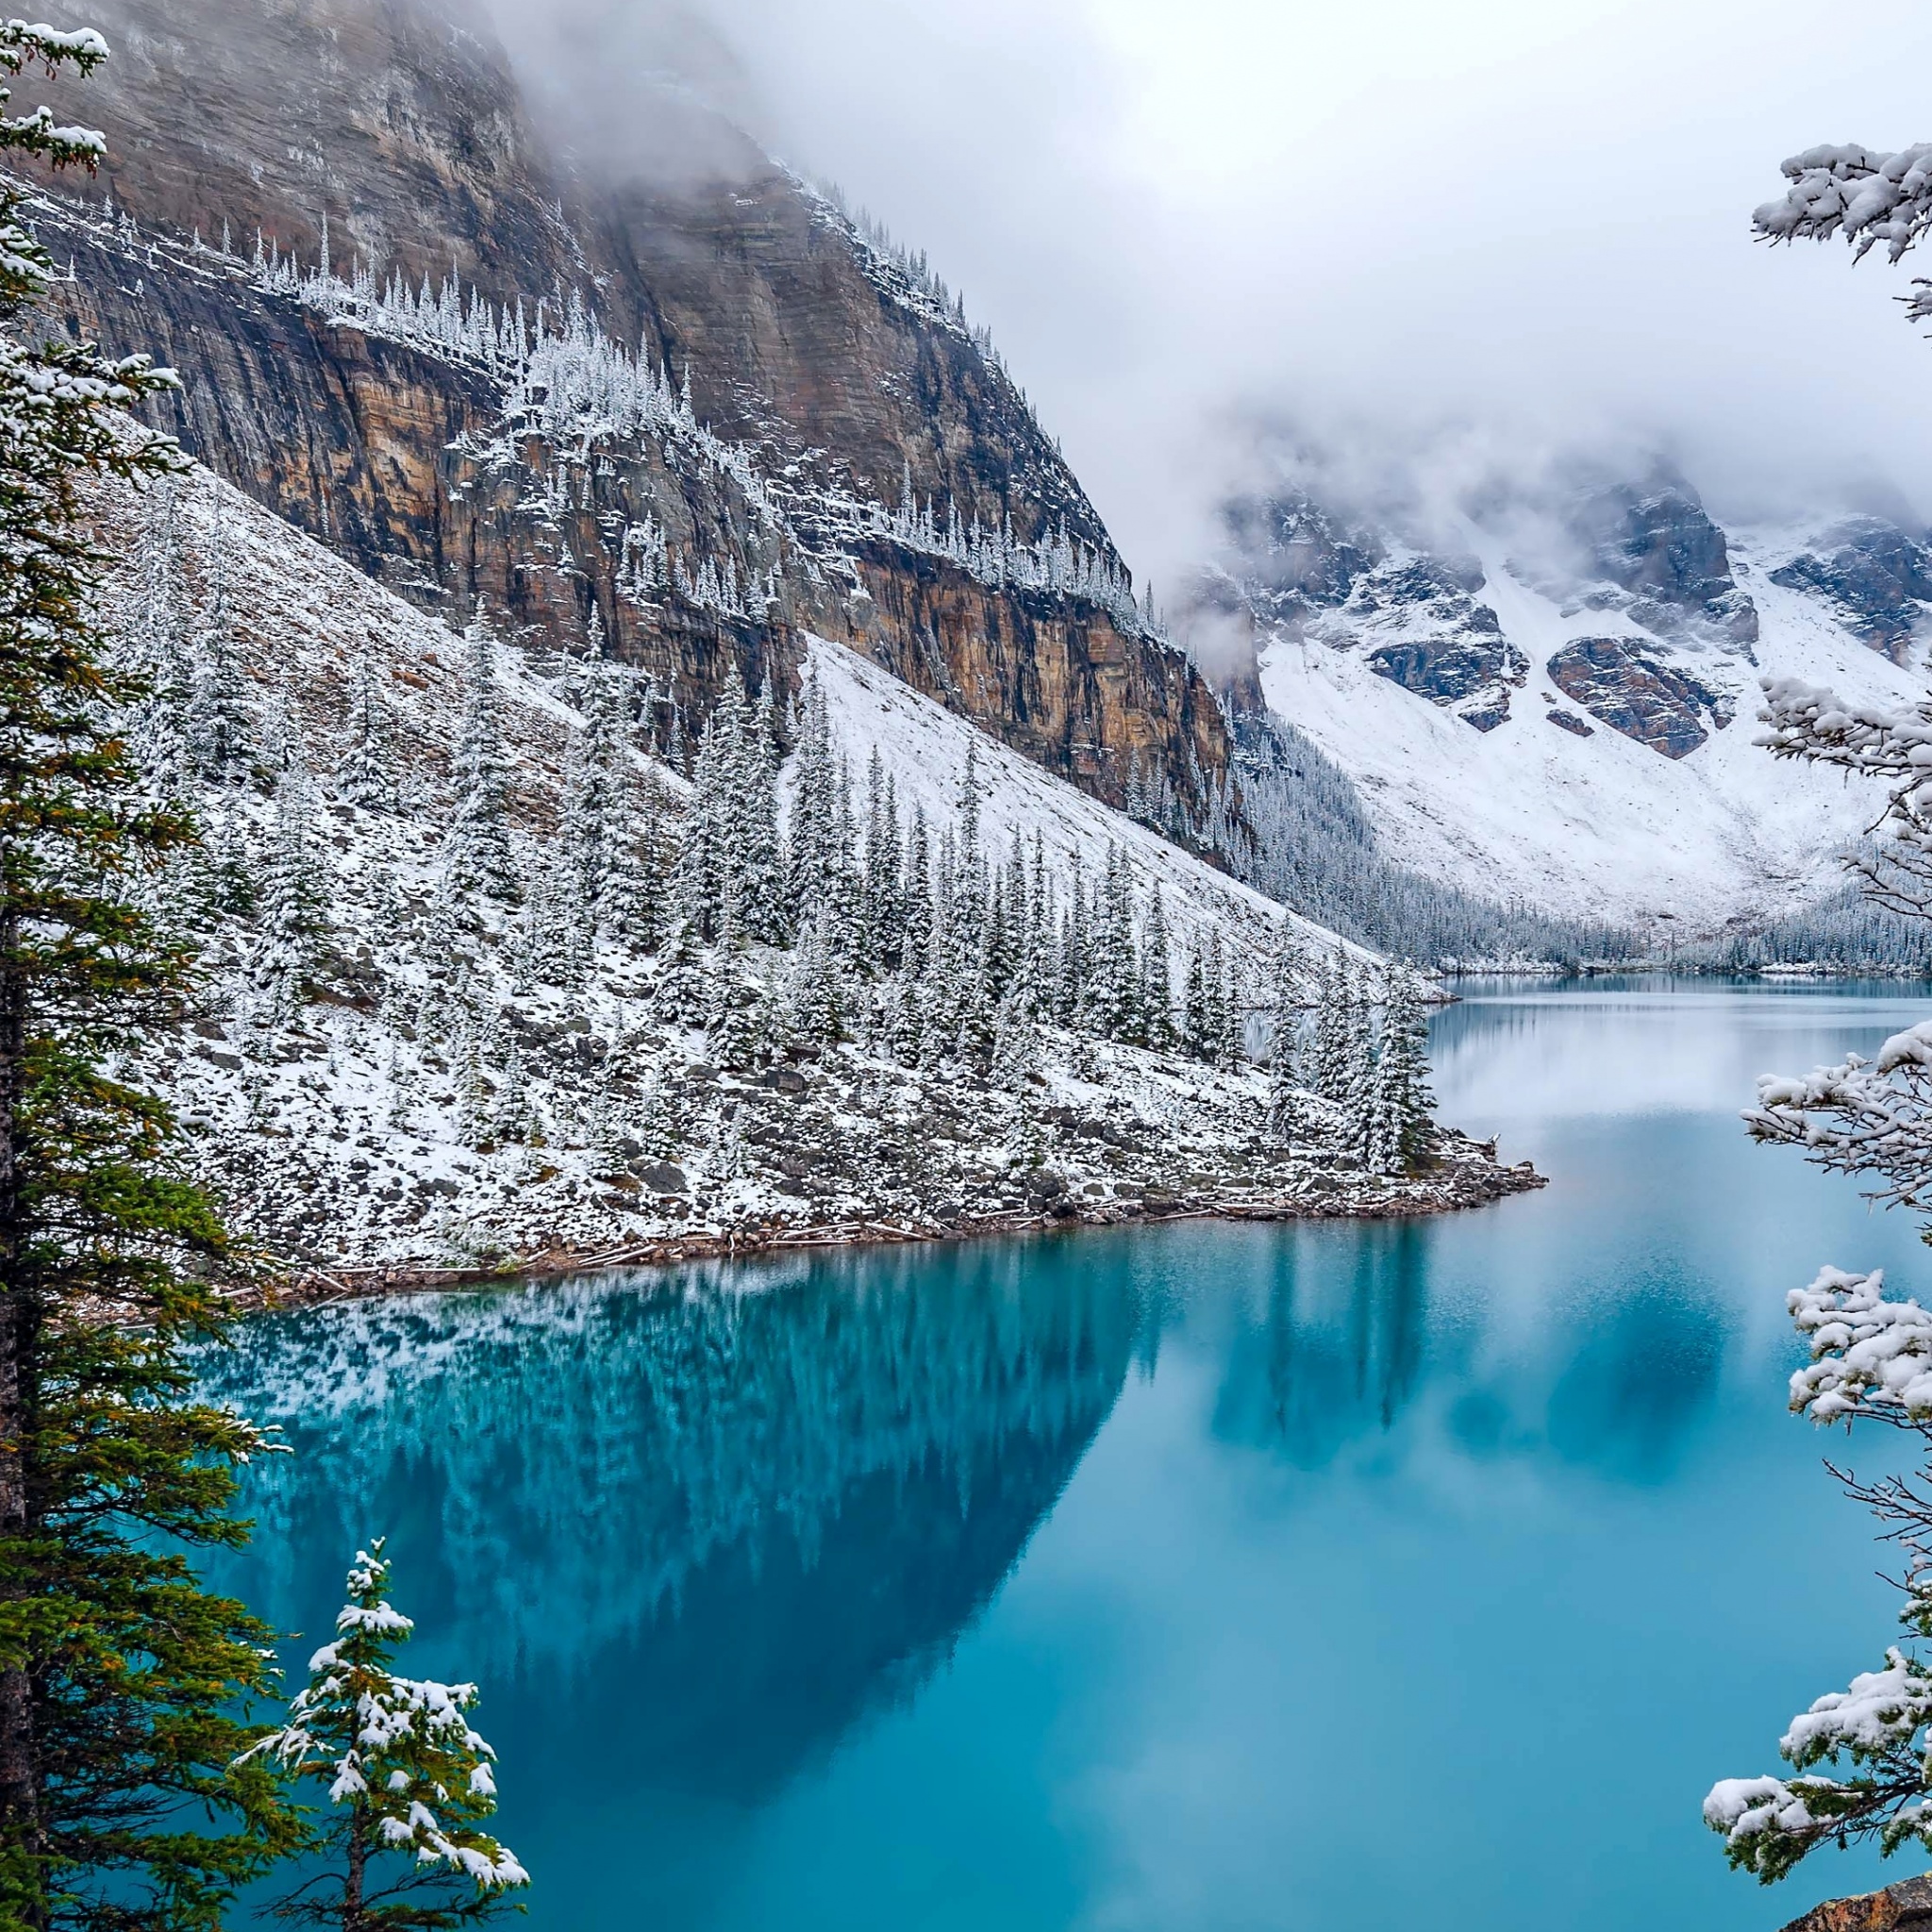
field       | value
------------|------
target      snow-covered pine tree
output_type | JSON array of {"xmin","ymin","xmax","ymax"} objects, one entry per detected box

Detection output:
[
  {"xmin": 1141, "ymin": 884, "xmax": 1174, "ymax": 1049},
  {"xmin": 184, "ymin": 504, "xmax": 252, "ymax": 785},
  {"xmin": 442, "ymin": 604, "xmax": 520, "ymax": 904},
  {"xmin": 990, "ymin": 979, "xmax": 1040, "ymax": 1091},
  {"xmin": 1374, "ymin": 965, "xmax": 1437, "ymax": 1171},
  {"xmin": 782, "ymin": 910, "xmax": 845, "ymax": 1049},
  {"xmin": 1311, "ymin": 949, "xmax": 1353, "ymax": 1101},
  {"xmin": 334, "ymin": 649, "xmax": 393, "ymax": 808},
  {"xmin": 1089, "ymin": 846, "xmax": 1142, "ymax": 1043},
  {"xmin": 334, "ymin": 650, "xmax": 394, "ymax": 810},
  {"xmin": 1268, "ymin": 936, "xmax": 1309, "ymax": 1079},
  {"xmin": 705, "ymin": 954, "xmax": 770, "ymax": 1071},
  {"xmin": 1212, "ymin": 936, "xmax": 1245, "ymax": 1071},
  {"xmin": 901, "ymin": 805, "xmax": 933, "ymax": 975},
  {"xmin": 785, "ymin": 666, "xmax": 839, "ymax": 931},
  {"xmin": 1180, "ymin": 943, "xmax": 1212, "ymax": 1061},
  {"xmin": 558, "ymin": 654, "xmax": 631, "ymax": 956},
  {"xmin": 858, "ymin": 748, "xmax": 902, "ymax": 968},
  {"xmin": 0, "ymin": 35, "xmax": 306, "ymax": 1910},
  {"xmin": 675, "ymin": 708, "xmax": 726, "ymax": 940},
  {"xmin": 255, "ymin": 751, "xmax": 334, "ymax": 1024},
  {"xmin": 736, "ymin": 672, "xmax": 788, "ymax": 943},
  {"xmin": 121, "ymin": 475, "xmax": 192, "ymax": 795},
  {"xmin": 244, "ymin": 1541, "xmax": 527, "ymax": 1928},
  {"xmin": 1339, "ymin": 969, "xmax": 1379, "ymax": 1166}
]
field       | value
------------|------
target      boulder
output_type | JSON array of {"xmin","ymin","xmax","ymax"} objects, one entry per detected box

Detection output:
[{"xmin": 1780, "ymin": 1874, "xmax": 1932, "ymax": 1932}]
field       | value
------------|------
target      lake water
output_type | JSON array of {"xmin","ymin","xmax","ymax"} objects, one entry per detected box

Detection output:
[{"xmin": 204, "ymin": 979, "xmax": 1932, "ymax": 1930}]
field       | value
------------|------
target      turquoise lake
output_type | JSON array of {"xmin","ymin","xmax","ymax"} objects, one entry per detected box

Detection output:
[{"xmin": 204, "ymin": 979, "xmax": 1932, "ymax": 1929}]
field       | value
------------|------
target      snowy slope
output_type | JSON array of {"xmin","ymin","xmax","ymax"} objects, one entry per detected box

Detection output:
[
  {"xmin": 1253, "ymin": 516, "xmax": 1932, "ymax": 934},
  {"xmin": 93, "ymin": 459, "xmax": 1490, "ymax": 1281},
  {"xmin": 808, "ymin": 637, "xmax": 1370, "ymax": 973}
]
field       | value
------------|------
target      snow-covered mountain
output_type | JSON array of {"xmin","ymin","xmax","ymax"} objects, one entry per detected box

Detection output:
[
  {"xmin": 1199, "ymin": 473, "xmax": 1932, "ymax": 937},
  {"xmin": 107, "ymin": 458, "xmax": 1526, "ymax": 1283}
]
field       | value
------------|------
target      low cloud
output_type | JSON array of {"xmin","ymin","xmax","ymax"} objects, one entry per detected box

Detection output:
[{"xmin": 487, "ymin": 0, "xmax": 1932, "ymax": 577}]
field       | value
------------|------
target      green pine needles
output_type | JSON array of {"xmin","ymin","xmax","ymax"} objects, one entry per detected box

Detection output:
[
  {"xmin": 0, "ymin": 20, "xmax": 298, "ymax": 1929},
  {"xmin": 244, "ymin": 1542, "xmax": 527, "ymax": 1931}
]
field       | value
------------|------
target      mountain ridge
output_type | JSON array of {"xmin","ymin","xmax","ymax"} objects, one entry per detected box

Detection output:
[{"xmin": 21, "ymin": 0, "xmax": 1234, "ymax": 829}]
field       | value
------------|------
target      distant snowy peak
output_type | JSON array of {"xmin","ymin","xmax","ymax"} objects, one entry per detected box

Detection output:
[
  {"xmin": 1208, "ymin": 475, "xmax": 1781, "ymax": 753},
  {"xmin": 1194, "ymin": 466, "xmax": 1932, "ymax": 930}
]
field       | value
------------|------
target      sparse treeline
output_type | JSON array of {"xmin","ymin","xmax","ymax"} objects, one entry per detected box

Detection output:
[{"xmin": 1224, "ymin": 710, "xmax": 1641, "ymax": 968}]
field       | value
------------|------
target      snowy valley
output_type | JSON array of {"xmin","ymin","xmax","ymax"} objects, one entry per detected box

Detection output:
[{"xmin": 1198, "ymin": 469, "xmax": 1932, "ymax": 948}]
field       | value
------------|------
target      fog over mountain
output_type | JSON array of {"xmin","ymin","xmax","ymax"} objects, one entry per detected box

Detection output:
[{"xmin": 489, "ymin": 0, "xmax": 1932, "ymax": 597}]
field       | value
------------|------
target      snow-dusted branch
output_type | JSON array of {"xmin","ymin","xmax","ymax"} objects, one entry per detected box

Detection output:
[
  {"xmin": 1757, "ymin": 143, "xmax": 1932, "ymax": 263},
  {"xmin": 1755, "ymin": 143, "xmax": 1932, "ymax": 326},
  {"xmin": 1757, "ymin": 676, "xmax": 1932, "ymax": 917},
  {"xmin": 1707, "ymin": 1273, "xmax": 1932, "ymax": 1878},
  {"xmin": 1785, "ymin": 1267, "xmax": 1932, "ymax": 1424},
  {"xmin": 1748, "ymin": 1023, "xmax": 1932, "ymax": 1217}
]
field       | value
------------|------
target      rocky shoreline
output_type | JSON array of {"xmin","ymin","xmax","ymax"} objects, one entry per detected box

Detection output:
[{"xmin": 236, "ymin": 1130, "xmax": 1545, "ymax": 1311}]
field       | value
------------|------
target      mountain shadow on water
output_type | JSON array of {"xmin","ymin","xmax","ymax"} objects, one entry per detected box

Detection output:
[{"xmin": 201, "ymin": 1243, "xmax": 1145, "ymax": 1804}]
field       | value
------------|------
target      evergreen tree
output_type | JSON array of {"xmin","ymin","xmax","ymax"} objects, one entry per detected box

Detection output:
[
  {"xmin": 1339, "ymin": 970, "xmax": 1379, "ymax": 1166},
  {"xmin": 674, "ymin": 714, "xmax": 725, "ymax": 940},
  {"xmin": 782, "ymin": 912, "xmax": 844, "ymax": 1049},
  {"xmin": 558, "ymin": 657, "xmax": 627, "ymax": 954},
  {"xmin": 784, "ymin": 669, "xmax": 838, "ymax": 931},
  {"xmin": 183, "ymin": 509, "xmax": 250, "ymax": 785},
  {"xmin": 244, "ymin": 1542, "xmax": 527, "ymax": 1929},
  {"xmin": 255, "ymin": 752, "xmax": 334, "ymax": 1026},
  {"xmin": 1374, "ymin": 964, "xmax": 1438, "ymax": 1171},
  {"xmin": 1180, "ymin": 944, "xmax": 1212, "ymax": 1061},
  {"xmin": 1089, "ymin": 847, "xmax": 1141, "ymax": 1043},
  {"xmin": 1267, "ymin": 936, "xmax": 1308, "ymax": 1078},
  {"xmin": 1310, "ymin": 949, "xmax": 1354, "ymax": 1101},
  {"xmin": 0, "ymin": 25, "xmax": 296, "ymax": 1924},
  {"xmin": 334, "ymin": 651, "xmax": 393, "ymax": 810},
  {"xmin": 1141, "ymin": 886, "xmax": 1174, "ymax": 1049},
  {"xmin": 735, "ymin": 674, "xmax": 787, "ymax": 944},
  {"xmin": 900, "ymin": 807, "xmax": 932, "ymax": 976},
  {"xmin": 121, "ymin": 480, "xmax": 191, "ymax": 797},
  {"xmin": 441, "ymin": 606, "xmax": 518, "ymax": 904}
]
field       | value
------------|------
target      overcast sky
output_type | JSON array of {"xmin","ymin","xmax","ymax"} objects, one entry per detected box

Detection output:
[{"xmin": 501, "ymin": 0, "xmax": 1932, "ymax": 584}]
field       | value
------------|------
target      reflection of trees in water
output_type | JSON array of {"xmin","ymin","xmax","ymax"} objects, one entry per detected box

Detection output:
[
  {"xmin": 200, "ymin": 1244, "xmax": 1144, "ymax": 1802},
  {"xmin": 1212, "ymin": 1225, "xmax": 1732, "ymax": 1482},
  {"xmin": 1212, "ymin": 1224, "xmax": 1428, "ymax": 1466},
  {"xmin": 1541, "ymin": 1274, "xmax": 1728, "ymax": 1483}
]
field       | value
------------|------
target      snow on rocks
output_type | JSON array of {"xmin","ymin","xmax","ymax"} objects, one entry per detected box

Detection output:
[{"xmin": 1250, "ymin": 508, "xmax": 1932, "ymax": 936}]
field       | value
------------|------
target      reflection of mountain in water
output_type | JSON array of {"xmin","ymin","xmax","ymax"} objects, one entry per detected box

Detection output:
[
  {"xmin": 1209, "ymin": 1222, "xmax": 1731, "ymax": 1484},
  {"xmin": 202, "ymin": 1243, "xmax": 1142, "ymax": 1803}
]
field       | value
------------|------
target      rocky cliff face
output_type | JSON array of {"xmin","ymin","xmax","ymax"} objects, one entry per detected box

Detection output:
[
  {"xmin": 1770, "ymin": 516, "xmax": 1932, "ymax": 664},
  {"xmin": 20, "ymin": 0, "xmax": 1229, "ymax": 823}
]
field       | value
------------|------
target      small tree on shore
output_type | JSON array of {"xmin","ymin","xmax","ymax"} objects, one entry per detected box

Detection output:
[{"xmin": 244, "ymin": 1541, "xmax": 528, "ymax": 1930}]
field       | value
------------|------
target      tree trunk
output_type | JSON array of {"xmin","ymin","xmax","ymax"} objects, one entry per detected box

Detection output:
[
  {"xmin": 0, "ymin": 907, "xmax": 40, "ymax": 1917},
  {"xmin": 344, "ymin": 1813, "xmax": 367, "ymax": 1932}
]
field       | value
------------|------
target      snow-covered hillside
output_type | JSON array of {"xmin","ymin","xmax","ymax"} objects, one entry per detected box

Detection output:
[
  {"xmin": 1215, "ymin": 479, "xmax": 1932, "ymax": 936},
  {"xmin": 95, "ymin": 458, "xmax": 1526, "ymax": 1283},
  {"xmin": 808, "ymin": 638, "xmax": 1368, "ymax": 970}
]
